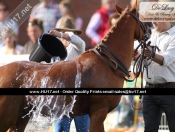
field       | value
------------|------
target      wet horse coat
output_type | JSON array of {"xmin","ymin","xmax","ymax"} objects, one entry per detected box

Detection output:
[{"xmin": 0, "ymin": 3, "xmax": 149, "ymax": 132}]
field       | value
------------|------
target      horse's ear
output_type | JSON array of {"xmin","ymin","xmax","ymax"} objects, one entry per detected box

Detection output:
[
  {"xmin": 131, "ymin": 0, "xmax": 138, "ymax": 13},
  {"xmin": 115, "ymin": 3, "xmax": 123, "ymax": 14}
]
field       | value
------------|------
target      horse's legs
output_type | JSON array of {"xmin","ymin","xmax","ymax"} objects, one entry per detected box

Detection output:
[
  {"xmin": 100, "ymin": 124, "xmax": 105, "ymax": 132},
  {"xmin": 8, "ymin": 115, "xmax": 30, "ymax": 132},
  {"xmin": 0, "ymin": 126, "xmax": 8, "ymax": 132},
  {"xmin": 89, "ymin": 108, "xmax": 108, "ymax": 132},
  {"xmin": 8, "ymin": 105, "xmax": 32, "ymax": 132},
  {"xmin": 0, "ymin": 96, "xmax": 24, "ymax": 132}
]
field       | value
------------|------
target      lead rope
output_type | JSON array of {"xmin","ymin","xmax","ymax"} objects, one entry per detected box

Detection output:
[
  {"xmin": 134, "ymin": 77, "xmax": 137, "ymax": 88},
  {"xmin": 131, "ymin": 65, "xmax": 143, "ymax": 110},
  {"xmin": 131, "ymin": 42, "xmax": 160, "ymax": 110},
  {"xmin": 131, "ymin": 71, "xmax": 143, "ymax": 110},
  {"xmin": 131, "ymin": 40, "xmax": 149, "ymax": 110}
]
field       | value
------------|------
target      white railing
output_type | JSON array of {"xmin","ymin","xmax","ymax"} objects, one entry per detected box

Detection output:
[{"xmin": 0, "ymin": 54, "xmax": 30, "ymax": 66}]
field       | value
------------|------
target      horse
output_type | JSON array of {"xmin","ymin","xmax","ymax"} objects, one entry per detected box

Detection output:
[{"xmin": 0, "ymin": 2, "xmax": 150, "ymax": 132}]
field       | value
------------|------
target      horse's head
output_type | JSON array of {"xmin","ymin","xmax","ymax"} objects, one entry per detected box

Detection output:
[{"xmin": 115, "ymin": 1, "xmax": 151, "ymax": 42}]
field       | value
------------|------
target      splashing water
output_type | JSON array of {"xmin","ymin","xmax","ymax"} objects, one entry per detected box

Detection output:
[
  {"xmin": 40, "ymin": 61, "xmax": 47, "ymax": 64},
  {"xmin": 25, "ymin": 95, "xmax": 76, "ymax": 132},
  {"xmin": 75, "ymin": 60, "xmax": 82, "ymax": 88},
  {"xmin": 23, "ymin": 61, "xmax": 82, "ymax": 132},
  {"xmin": 24, "ymin": 78, "xmax": 77, "ymax": 131}
]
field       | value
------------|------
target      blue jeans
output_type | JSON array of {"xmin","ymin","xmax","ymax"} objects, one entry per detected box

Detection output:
[
  {"xmin": 143, "ymin": 95, "xmax": 175, "ymax": 132},
  {"xmin": 54, "ymin": 114, "xmax": 90, "ymax": 132}
]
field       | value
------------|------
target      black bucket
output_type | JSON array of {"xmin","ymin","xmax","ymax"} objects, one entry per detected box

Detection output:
[{"xmin": 29, "ymin": 33, "xmax": 67, "ymax": 63}]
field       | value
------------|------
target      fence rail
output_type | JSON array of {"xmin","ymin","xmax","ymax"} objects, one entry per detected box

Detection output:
[
  {"xmin": 159, "ymin": 112, "xmax": 169, "ymax": 132},
  {"xmin": 0, "ymin": 54, "xmax": 29, "ymax": 66}
]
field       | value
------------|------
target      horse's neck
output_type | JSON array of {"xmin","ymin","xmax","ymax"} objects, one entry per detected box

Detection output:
[{"xmin": 102, "ymin": 19, "xmax": 135, "ymax": 69}]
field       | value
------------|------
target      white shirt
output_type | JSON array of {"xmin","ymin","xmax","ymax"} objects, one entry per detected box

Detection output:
[
  {"xmin": 29, "ymin": 1, "xmax": 61, "ymax": 33},
  {"xmin": 64, "ymin": 32, "xmax": 85, "ymax": 61},
  {"xmin": 143, "ymin": 26, "xmax": 175, "ymax": 84}
]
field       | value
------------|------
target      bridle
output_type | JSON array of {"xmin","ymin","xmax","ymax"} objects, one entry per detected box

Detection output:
[
  {"xmin": 127, "ymin": 11, "xmax": 150, "ymax": 41},
  {"xmin": 91, "ymin": 11, "xmax": 151, "ymax": 110},
  {"xmin": 92, "ymin": 11, "xmax": 150, "ymax": 81}
]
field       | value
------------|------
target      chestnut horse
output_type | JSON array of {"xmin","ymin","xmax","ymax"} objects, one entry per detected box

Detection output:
[{"xmin": 0, "ymin": 3, "xmax": 150, "ymax": 132}]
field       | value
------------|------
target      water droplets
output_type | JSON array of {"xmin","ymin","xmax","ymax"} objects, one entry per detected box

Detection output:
[
  {"xmin": 22, "ymin": 59, "xmax": 84, "ymax": 131},
  {"xmin": 51, "ymin": 56, "xmax": 60, "ymax": 63},
  {"xmin": 24, "ymin": 95, "xmax": 76, "ymax": 132},
  {"xmin": 75, "ymin": 60, "xmax": 82, "ymax": 88}
]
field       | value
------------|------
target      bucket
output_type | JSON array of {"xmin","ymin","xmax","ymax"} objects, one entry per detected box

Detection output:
[{"xmin": 29, "ymin": 33, "xmax": 67, "ymax": 63}]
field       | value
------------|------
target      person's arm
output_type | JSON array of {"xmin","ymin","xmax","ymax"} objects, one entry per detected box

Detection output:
[
  {"xmin": 65, "ymin": 32, "xmax": 85, "ymax": 53},
  {"xmin": 49, "ymin": 30, "xmax": 71, "ymax": 40},
  {"xmin": 49, "ymin": 30, "xmax": 85, "ymax": 53},
  {"xmin": 85, "ymin": 13, "xmax": 101, "ymax": 43},
  {"xmin": 152, "ymin": 54, "xmax": 164, "ymax": 65},
  {"xmin": 133, "ymin": 48, "xmax": 164, "ymax": 65},
  {"xmin": 144, "ymin": 38, "xmax": 175, "ymax": 65},
  {"xmin": 144, "ymin": 48, "xmax": 164, "ymax": 65}
]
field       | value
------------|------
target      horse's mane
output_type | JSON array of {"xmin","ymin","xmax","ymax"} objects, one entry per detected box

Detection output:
[{"xmin": 102, "ymin": 3, "xmax": 137, "ymax": 43}]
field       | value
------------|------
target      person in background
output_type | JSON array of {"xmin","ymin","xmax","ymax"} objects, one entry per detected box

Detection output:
[
  {"xmin": 55, "ymin": 0, "xmax": 83, "ymax": 30},
  {"xmin": 118, "ymin": 96, "xmax": 134, "ymax": 128},
  {"xmin": 108, "ymin": 13, "xmax": 120, "ymax": 27},
  {"xmin": 50, "ymin": 17, "xmax": 85, "ymax": 61},
  {"xmin": 48, "ymin": 17, "xmax": 90, "ymax": 132},
  {"xmin": 104, "ymin": 12, "xmax": 120, "ymax": 36},
  {"xmin": 21, "ymin": 18, "xmax": 44, "ymax": 54},
  {"xmin": 0, "ymin": 28, "xmax": 23, "ymax": 55},
  {"xmin": 133, "ymin": 22, "xmax": 175, "ymax": 131},
  {"xmin": 86, "ymin": 0, "xmax": 116, "ymax": 48},
  {"xmin": 29, "ymin": 0, "xmax": 61, "ymax": 33},
  {"xmin": 0, "ymin": 1, "xmax": 19, "ymax": 47}
]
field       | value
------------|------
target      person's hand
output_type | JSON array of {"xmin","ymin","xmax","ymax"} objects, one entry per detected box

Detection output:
[
  {"xmin": 49, "ymin": 30, "xmax": 71, "ymax": 42},
  {"xmin": 144, "ymin": 47, "xmax": 152, "ymax": 58},
  {"xmin": 48, "ymin": 30, "xmax": 60, "ymax": 37},
  {"xmin": 133, "ymin": 49, "xmax": 140, "ymax": 61},
  {"xmin": 133, "ymin": 50, "xmax": 138, "ymax": 57}
]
